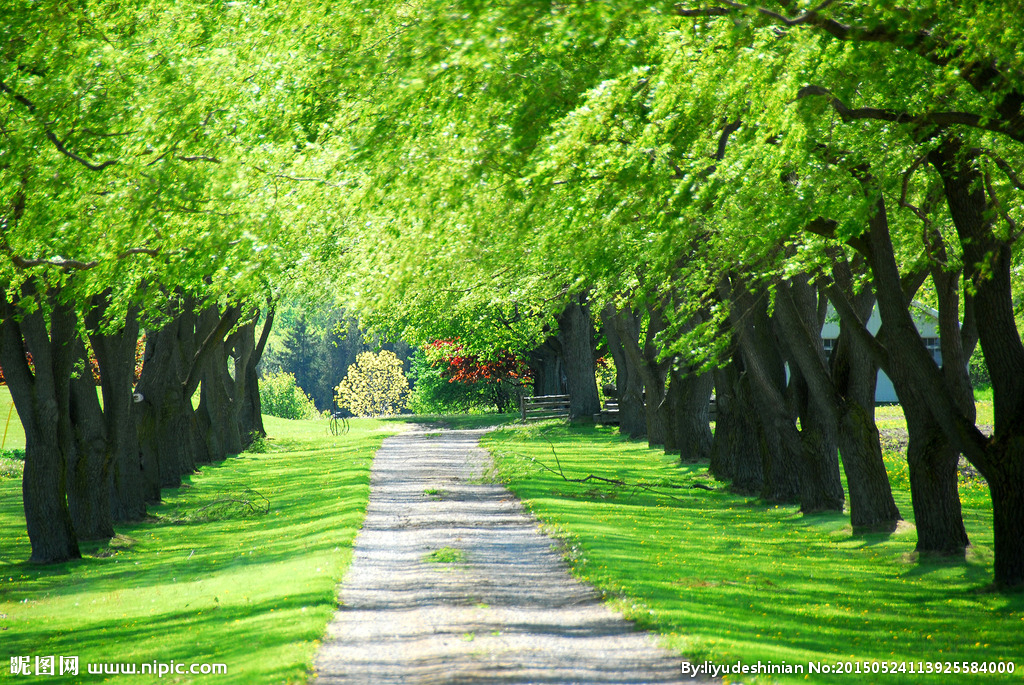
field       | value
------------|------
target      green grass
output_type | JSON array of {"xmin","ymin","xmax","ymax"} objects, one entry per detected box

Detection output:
[
  {"xmin": 482, "ymin": 421, "xmax": 1024, "ymax": 685},
  {"xmin": 424, "ymin": 546, "xmax": 468, "ymax": 565},
  {"xmin": 0, "ymin": 387, "xmax": 26, "ymax": 451},
  {"xmin": 0, "ymin": 413, "xmax": 398, "ymax": 684}
]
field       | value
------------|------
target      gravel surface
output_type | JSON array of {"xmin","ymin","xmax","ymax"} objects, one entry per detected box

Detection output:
[{"xmin": 314, "ymin": 425, "xmax": 709, "ymax": 684}]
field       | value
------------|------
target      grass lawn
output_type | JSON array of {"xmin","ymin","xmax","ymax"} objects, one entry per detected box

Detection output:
[
  {"xmin": 0, "ymin": 387, "xmax": 26, "ymax": 451},
  {"xmin": 483, "ymin": 416, "xmax": 1023, "ymax": 684},
  {"xmin": 0, "ymin": 412, "xmax": 398, "ymax": 684}
]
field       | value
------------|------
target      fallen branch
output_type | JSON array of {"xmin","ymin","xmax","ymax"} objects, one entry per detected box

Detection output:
[
  {"xmin": 171, "ymin": 488, "xmax": 270, "ymax": 523},
  {"xmin": 516, "ymin": 439, "xmax": 719, "ymax": 502}
]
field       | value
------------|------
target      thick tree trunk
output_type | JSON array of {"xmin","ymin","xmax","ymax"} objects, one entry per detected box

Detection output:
[
  {"xmin": 0, "ymin": 293, "xmax": 81, "ymax": 563},
  {"xmin": 137, "ymin": 324, "xmax": 185, "ymax": 488},
  {"xmin": 136, "ymin": 303, "xmax": 205, "ymax": 489},
  {"xmin": 67, "ymin": 365, "xmax": 114, "ymax": 541},
  {"xmin": 709, "ymin": 357, "xmax": 765, "ymax": 493},
  {"xmin": 724, "ymin": 278, "xmax": 801, "ymax": 504},
  {"xmin": 555, "ymin": 298, "xmax": 601, "ymax": 421},
  {"xmin": 905, "ymin": 403, "xmax": 969, "ymax": 555},
  {"xmin": 927, "ymin": 139, "xmax": 1024, "ymax": 586},
  {"xmin": 789, "ymin": 363, "xmax": 845, "ymax": 513},
  {"xmin": 852, "ymin": 194, "xmax": 969, "ymax": 555},
  {"xmin": 987, "ymin": 455, "xmax": 1024, "ymax": 590},
  {"xmin": 709, "ymin": 367, "xmax": 736, "ymax": 479},
  {"xmin": 836, "ymin": 404, "xmax": 901, "ymax": 530},
  {"xmin": 775, "ymin": 277, "xmax": 844, "ymax": 513},
  {"xmin": 528, "ymin": 339, "xmax": 563, "ymax": 396},
  {"xmin": 667, "ymin": 366, "xmax": 713, "ymax": 462},
  {"xmin": 829, "ymin": 279, "xmax": 901, "ymax": 531},
  {"xmin": 88, "ymin": 304, "xmax": 146, "ymax": 522},
  {"xmin": 753, "ymin": 413, "xmax": 802, "ymax": 504},
  {"xmin": 611, "ymin": 304, "xmax": 671, "ymax": 449},
  {"xmin": 600, "ymin": 304, "xmax": 646, "ymax": 439},
  {"xmin": 196, "ymin": 305, "xmax": 242, "ymax": 460}
]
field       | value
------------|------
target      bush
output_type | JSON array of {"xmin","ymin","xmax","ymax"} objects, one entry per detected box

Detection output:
[
  {"xmin": 968, "ymin": 345, "xmax": 991, "ymax": 390},
  {"xmin": 0, "ymin": 448, "xmax": 24, "ymax": 479},
  {"xmin": 335, "ymin": 350, "xmax": 410, "ymax": 417},
  {"xmin": 408, "ymin": 349, "xmax": 491, "ymax": 414},
  {"xmin": 258, "ymin": 371, "xmax": 321, "ymax": 420}
]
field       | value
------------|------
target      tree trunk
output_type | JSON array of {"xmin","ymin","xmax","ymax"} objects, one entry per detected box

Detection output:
[
  {"xmin": 857, "ymin": 193, "xmax": 969, "ymax": 555},
  {"xmin": 67, "ymin": 360, "xmax": 114, "ymax": 542},
  {"xmin": 600, "ymin": 304, "xmax": 646, "ymax": 439},
  {"xmin": 709, "ymin": 367, "xmax": 736, "ymax": 479},
  {"xmin": 905, "ymin": 408, "xmax": 969, "ymax": 556},
  {"xmin": 238, "ymin": 307, "xmax": 274, "ymax": 442},
  {"xmin": 555, "ymin": 298, "xmax": 601, "ymax": 421},
  {"xmin": 709, "ymin": 356, "xmax": 764, "ymax": 493},
  {"xmin": 611, "ymin": 304, "xmax": 670, "ymax": 449},
  {"xmin": 724, "ymin": 278, "xmax": 801, "ymax": 504},
  {"xmin": 528, "ymin": 339, "xmax": 563, "ymax": 396},
  {"xmin": 196, "ymin": 305, "xmax": 242, "ymax": 460},
  {"xmin": 667, "ymin": 366, "xmax": 713, "ymax": 462},
  {"xmin": 88, "ymin": 303, "xmax": 146, "ymax": 522},
  {"xmin": 136, "ymin": 302, "xmax": 204, "ymax": 488},
  {"xmin": 774, "ymin": 277, "xmax": 844, "ymax": 513},
  {"xmin": 927, "ymin": 138, "xmax": 1024, "ymax": 586},
  {"xmin": 828, "ymin": 276, "xmax": 901, "ymax": 532},
  {"xmin": 0, "ymin": 292, "xmax": 81, "ymax": 563},
  {"xmin": 987, "ymin": 454, "xmax": 1024, "ymax": 590}
]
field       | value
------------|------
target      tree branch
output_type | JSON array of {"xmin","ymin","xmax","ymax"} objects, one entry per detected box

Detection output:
[
  {"xmin": 3, "ymin": 245, "xmax": 161, "ymax": 271},
  {"xmin": 253, "ymin": 305, "xmax": 275, "ymax": 365},
  {"xmin": 0, "ymin": 79, "xmax": 120, "ymax": 171},
  {"xmin": 984, "ymin": 167, "xmax": 1022, "ymax": 243},
  {"xmin": 675, "ymin": 3, "xmax": 1024, "ymax": 140},
  {"xmin": 177, "ymin": 155, "xmax": 221, "ymax": 163},
  {"xmin": 183, "ymin": 304, "xmax": 242, "ymax": 397},
  {"xmin": 795, "ymin": 85, "xmax": 1022, "ymax": 142}
]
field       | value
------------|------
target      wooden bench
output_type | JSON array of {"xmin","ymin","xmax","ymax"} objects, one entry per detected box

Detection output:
[
  {"xmin": 594, "ymin": 400, "xmax": 620, "ymax": 425},
  {"xmin": 520, "ymin": 394, "xmax": 571, "ymax": 421}
]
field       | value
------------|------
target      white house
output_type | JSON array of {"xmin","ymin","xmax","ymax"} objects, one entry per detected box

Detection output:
[{"xmin": 820, "ymin": 302, "xmax": 941, "ymax": 404}]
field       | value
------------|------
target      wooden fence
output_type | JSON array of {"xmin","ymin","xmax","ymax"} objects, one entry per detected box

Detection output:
[{"xmin": 520, "ymin": 394, "xmax": 571, "ymax": 421}]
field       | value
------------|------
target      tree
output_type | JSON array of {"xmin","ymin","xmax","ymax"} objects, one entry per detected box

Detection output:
[
  {"xmin": 421, "ymin": 340, "xmax": 530, "ymax": 413},
  {"xmin": 335, "ymin": 351, "xmax": 411, "ymax": 417},
  {"xmin": 1, "ymin": 0, "xmax": 337, "ymax": 563},
  {"xmin": 323, "ymin": 0, "xmax": 1024, "ymax": 590}
]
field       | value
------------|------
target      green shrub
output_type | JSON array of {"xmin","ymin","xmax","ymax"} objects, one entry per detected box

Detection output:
[
  {"xmin": 258, "ymin": 371, "xmax": 321, "ymax": 420},
  {"xmin": 244, "ymin": 432, "xmax": 270, "ymax": 453},
  {"xmin": 968, "ymin": 345, "xmax": 991, "ymax": 390},
  {"xmin": 408, "ymin": 349, "xmax": 490, "ymax": 414},
  {"xmin": 0, "ymin": 447, "xmax": 25, "ymax": 460}
]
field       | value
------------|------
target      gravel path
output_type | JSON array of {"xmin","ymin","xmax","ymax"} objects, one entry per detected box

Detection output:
[{"xmin": 314, "ymin": 425, "xmax": 705, "ymax": 684}]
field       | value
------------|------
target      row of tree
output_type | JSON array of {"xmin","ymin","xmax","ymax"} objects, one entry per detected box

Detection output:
[
  {"xmin": 323, "ymin": 2, "xmax": 1024, "ymax": 590},
  {"xmin": 1, "ymin": 0, "xmax": 338, "ymax": 562},
  {"xmin": 5, "ymin": 1, "xmax": 1022, "ymax": 592}
]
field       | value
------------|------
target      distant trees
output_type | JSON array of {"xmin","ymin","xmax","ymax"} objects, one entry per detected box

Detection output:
[
  {"xmin": 261, "ymin": 307, "xmax": 413, "ymax": 411},
  {"xmin": 258, "ymin": 371, "xmax": 321, "ymax": 421}
]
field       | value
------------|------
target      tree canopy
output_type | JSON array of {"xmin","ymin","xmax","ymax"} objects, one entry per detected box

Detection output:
[{"xmin": 4, "ymin": 0, "xmax": 1024, "ymax": 587}]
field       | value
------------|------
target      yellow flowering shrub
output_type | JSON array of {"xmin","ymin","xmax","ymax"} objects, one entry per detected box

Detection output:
[{"xmin": 335, "ymin": 350, "xmax": 410, "ymax": 417}]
